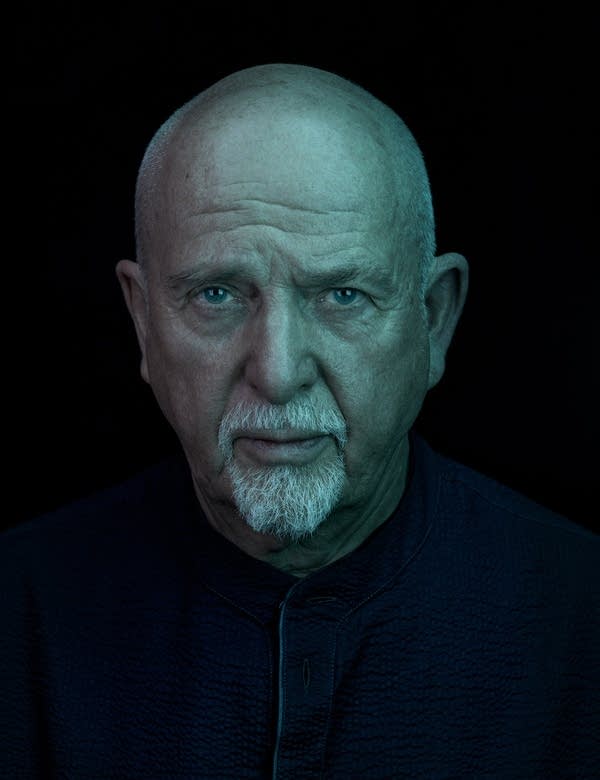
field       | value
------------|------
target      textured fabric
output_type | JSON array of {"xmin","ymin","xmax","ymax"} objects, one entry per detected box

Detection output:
[{"xmin": 1, "ymin": 433, "xmax": 598, "ymax": 779}]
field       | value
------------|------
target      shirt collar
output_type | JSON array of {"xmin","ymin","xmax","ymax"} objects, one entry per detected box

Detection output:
[{"xmin": 169, "ymin": 430, "xmax": 438, "ymax": 624}]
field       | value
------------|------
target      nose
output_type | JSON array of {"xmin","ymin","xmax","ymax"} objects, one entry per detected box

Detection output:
[{"xmin": 243, "ymin": 294, "xmax": 319, "ymax": 405}]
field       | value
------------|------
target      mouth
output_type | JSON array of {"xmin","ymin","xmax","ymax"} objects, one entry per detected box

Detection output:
[
  {"xmin": 236, "ymin": 430, "xmax": 325, "ymax": 443},
  {"xmin": 234, "ymin": 434, "xmax": 330, "ymax": 464}
]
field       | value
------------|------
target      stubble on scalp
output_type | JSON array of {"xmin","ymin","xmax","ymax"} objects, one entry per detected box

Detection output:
[{"xmin": 134, "ymin": 63, "xmax": 436, "ymax": 297}]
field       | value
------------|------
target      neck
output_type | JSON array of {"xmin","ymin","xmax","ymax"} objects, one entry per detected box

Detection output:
[
  {"xmin": 260, "ymin": 440, "xmax": 410, "ymax": 577},
  {"xmin": 193, "ymin": 437, "xmax": 410, "ymax": 578}
]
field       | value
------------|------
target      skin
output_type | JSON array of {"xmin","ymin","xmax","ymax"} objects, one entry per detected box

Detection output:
[{"xmin": 117, "ymin": 67, "xmax": 469, "ymax": 578}]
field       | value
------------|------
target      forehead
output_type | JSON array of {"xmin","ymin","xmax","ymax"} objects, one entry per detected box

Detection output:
[
  {"xmin": 144, "ymin": 94, "xmax": 420, "ymax": 287},
  {"xmin": 165, "ymin": 98, "xmax": 399, "ymax": 221}
]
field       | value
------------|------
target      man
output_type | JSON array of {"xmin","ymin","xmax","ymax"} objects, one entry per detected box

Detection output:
[{"xmin": 2, "ymin": 64, "xmax": 598, "ymax": 778}]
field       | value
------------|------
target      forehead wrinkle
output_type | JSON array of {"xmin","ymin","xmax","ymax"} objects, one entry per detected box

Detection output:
[
  {"xmin": 186, "ymin": 225, "xmax": 370, "ymax": 240},
  {"xmin": 183, "ymin": 191, "xmax": 363, "ymax": 218},
  {"xmin": 185, "ymin": 201, "xmax": 365, "ymax": 218},
  {"xmin": 177, "ymin": 201, "xmax": 380, "ymax": 241}
]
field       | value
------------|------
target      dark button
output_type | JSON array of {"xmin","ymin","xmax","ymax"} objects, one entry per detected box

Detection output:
[{"xmin": 303, "ymin": 658, "xmax": 311, "ymax": 690}]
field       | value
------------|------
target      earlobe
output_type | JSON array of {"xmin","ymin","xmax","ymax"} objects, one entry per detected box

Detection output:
[
  {"xmin": 115, "ymin": 259, "xmax": 150, "ymax": 384},
  {"xmin": 425, "ymin": 252, "xmax": 469, "ymax": 390}
]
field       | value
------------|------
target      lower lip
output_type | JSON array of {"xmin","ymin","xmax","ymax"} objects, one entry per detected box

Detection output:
[{"xmin": 236, "ymin": 436, "xmax": 329, "ymax": 464}]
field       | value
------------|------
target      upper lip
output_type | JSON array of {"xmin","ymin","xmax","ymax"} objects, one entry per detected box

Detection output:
[{"xmin": 236, "ymin": 430, "xmax": 325, "ymax": 442}]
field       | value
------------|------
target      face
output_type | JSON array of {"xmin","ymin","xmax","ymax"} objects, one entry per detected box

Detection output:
[{"xmin": 135, "ymin": 102, "xmax": 431, "ymax": 545}]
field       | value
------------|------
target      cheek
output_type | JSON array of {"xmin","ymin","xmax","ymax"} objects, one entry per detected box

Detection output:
[
  {"xmin": 145, "ymin": 323, "xmax": 227, "ymax": 454},
  {"xmin": 343, "ymin": 321, "xmax": 429, "ymax": 454}
]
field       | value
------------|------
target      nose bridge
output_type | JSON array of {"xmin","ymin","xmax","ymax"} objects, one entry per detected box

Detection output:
[{"xmin": 245, "ymin": 289, "xmax": 316, "ymax": 402}]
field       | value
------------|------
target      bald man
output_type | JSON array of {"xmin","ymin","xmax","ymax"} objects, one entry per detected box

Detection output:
[{"xmin": 2, "ymin": 65, "xmax": 598, "ymax": 778}]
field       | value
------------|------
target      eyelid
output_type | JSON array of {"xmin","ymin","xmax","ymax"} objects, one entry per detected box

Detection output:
[{"xmin": 190, "ymin": 284, "xmax": 367, "ymax": 306}]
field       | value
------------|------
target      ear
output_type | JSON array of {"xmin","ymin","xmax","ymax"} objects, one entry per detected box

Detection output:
[
  {"xmin": 115, "ymin": 259, "xmax": 150, "ymax": 384},
  {"xmin": 425, "ymin": 252, "xmax": 469, "ymax": 390}
]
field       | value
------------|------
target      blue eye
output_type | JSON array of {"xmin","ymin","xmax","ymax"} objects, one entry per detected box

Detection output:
[
  {"xmin": 200, "ymin": 287, "xmax": 232, "ymax": 304},
  {"xmin": 193, "ymin": 286, "xmax": 365, "ymax": 311},
  {"xmin": 331, "ymin": 288, "xmax": 362, "ymax": 306}
]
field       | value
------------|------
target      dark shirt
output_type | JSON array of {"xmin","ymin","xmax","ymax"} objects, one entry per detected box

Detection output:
[{"xmin": 1, "ymin": 433, "xmax": 598, "ymax": 778}]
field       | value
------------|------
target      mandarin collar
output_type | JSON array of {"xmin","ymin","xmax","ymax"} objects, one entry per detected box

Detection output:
[{"xmin": 172, "ymin": 430, "xmax": 437, "ymax": 625}]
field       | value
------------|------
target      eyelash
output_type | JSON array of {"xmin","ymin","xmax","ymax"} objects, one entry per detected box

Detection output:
[{"xmin": 191, "ymin": 286, "xmax": 367, "ymax": 311}]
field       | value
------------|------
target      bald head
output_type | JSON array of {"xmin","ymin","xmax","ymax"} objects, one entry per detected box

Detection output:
[
  {"xmin": 134, "ymin": 64, "xmax": 436, "ymax": 295},
  {"xmin": 117, "ymin": 64, "xmax": 469, "ymax": 559}
]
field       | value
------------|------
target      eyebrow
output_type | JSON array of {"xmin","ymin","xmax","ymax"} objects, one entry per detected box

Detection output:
[{"xmin": 166, "ymin": 262, "xmax": 397, "ymax": 294}]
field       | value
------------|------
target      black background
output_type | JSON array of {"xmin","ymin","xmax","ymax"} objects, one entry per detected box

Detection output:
[{"xmin": 7, "ymin": 3, "xmax": 598, "ymax": 533}]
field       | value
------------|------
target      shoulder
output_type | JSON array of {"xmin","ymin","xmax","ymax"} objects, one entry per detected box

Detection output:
[
  {"xmin": 0, "ymin": 453, "xmax": 190, "ymax": 581},
  {"xmin": 414, "ymin": 434, "xmax": 598, "ymax": 585},
  {"xmin": 416, "ymin": 433, "xmax": 594, "ymax": 537}
]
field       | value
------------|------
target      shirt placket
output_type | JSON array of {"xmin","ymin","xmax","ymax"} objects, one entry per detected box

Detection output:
[{"xmin": 271, "ymin": 589, "xmax": 343, "ymax": 780}]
